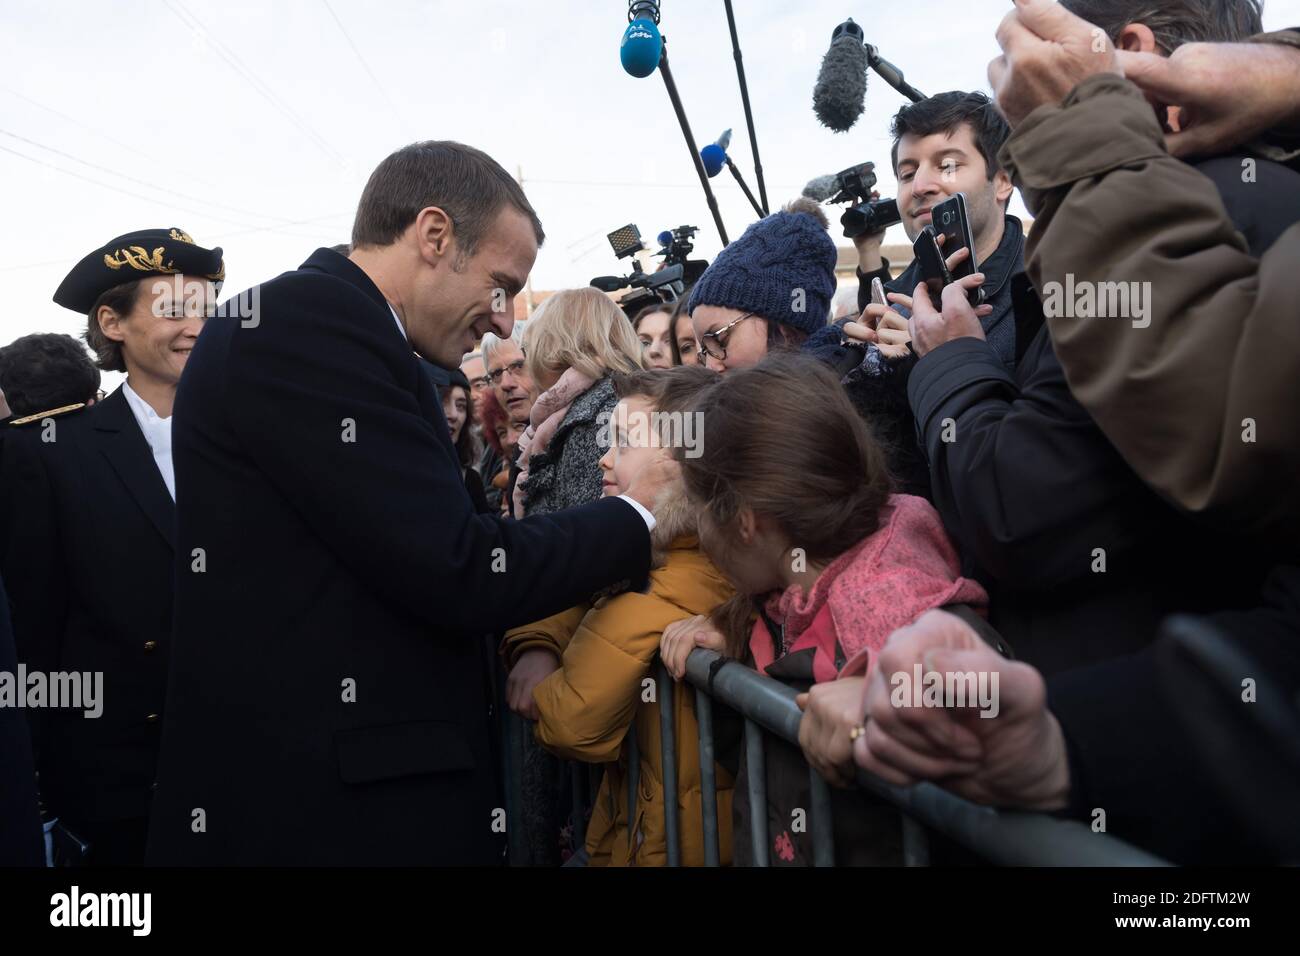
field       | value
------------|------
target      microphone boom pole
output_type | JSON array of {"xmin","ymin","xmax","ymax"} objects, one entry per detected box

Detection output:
[
  {"xmin": 866, "ymin": 45, "xmax": 926, "ymax": 104},
  {"xmin": 726, "ymin": 157, "xmax": 765, "ymax": 219},
  {"xmin": 723, "ymin": 0, "xmax": 768, "ymax": 215},
  {"xmin": 657, "ymin": 39, "xmax": 730, "ymax": 246}
]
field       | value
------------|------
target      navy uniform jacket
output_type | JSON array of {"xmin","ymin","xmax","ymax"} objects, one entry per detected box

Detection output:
[
  {"xmin": 147, "ymin": 249, "xmax": 650, "ymax": 865},
  {"xmin": 0, "ymin": 389, "xmax": 174, "ymax": 827},
  {"xmin": 0, "ymin": 571, "xmax": 44, "ymax": 865}
]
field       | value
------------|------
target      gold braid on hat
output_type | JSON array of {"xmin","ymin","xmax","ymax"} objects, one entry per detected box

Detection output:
[{"xmin": 103, "ymin": 246, "xmax": 177, "ymax": 274}]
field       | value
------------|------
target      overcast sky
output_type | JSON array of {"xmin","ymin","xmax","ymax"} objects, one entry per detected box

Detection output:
[{"xmin": 4, "ymin": 0, "xmax": 1298, "ymax": 389}]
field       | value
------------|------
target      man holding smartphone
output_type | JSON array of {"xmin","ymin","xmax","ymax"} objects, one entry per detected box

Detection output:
[
  {"xmin": 897, "ymin": 0, "xmax": 1287, "ymax": 678},
  {"xmin": 806, "ymin": 90, "xmax": 1023, "ymax": 498},
  {"xmin": 832, "ymin": 90, "xmax": 1022, "ymax": 365}
]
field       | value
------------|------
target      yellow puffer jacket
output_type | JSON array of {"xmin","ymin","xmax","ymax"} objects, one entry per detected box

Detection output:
[{"xmin": 501, "ymin": 492, "xmax": 734, "ymax": 866}]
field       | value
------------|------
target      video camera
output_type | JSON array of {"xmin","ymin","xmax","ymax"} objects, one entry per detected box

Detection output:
[
  {"xmin": 818, "ymin": 161, "xmax": 902, "ymax": 240},
  {"xmin": 590, "ymin": 224, "xmax": 709, "ymax": 318}
]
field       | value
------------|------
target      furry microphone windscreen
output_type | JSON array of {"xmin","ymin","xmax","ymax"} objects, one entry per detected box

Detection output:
[
  {"xmin": 801, "ymin": 174, "xmax": 841, "ymax": 202},
  {"xmin": 813, "ymin": 30, "xmax": 869, "ymax": 133}
]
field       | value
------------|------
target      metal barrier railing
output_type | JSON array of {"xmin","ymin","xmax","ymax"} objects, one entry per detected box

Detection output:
[
  {"xmin": 682, "ymin": 650, "xmax": 1169, "ymax": 867},
  {"xmin": 501, "ymin": 649, "xmax": 1170, "ymax": 867}
]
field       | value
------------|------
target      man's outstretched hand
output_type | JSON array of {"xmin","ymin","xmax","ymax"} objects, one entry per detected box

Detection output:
[{"xmin": 988, "ymin": 0, "xmax": 1121, "ymax": 128}]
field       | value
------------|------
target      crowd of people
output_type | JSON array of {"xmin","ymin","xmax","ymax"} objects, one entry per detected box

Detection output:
[{"xmin": 1, "ymin": 0, "xmax": 1298, "ymax": 868}]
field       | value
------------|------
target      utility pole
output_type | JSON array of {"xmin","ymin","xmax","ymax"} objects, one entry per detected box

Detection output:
[{"xmin": 517, "ymin": 163, "xmax": 535, "ymax": 317}]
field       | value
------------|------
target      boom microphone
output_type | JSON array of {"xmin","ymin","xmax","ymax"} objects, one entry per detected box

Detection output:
[
  {"xmin": 699, "ymin": 129, "xmax": 762, "ymax": 217},
  {"xmin": 621, "ymin": 1, "xmax": 663, "ymax": 78},
  {"xmin": 813, "ymin": 19, "xmax": 869, "ymax": 133},
  {"xmin": 801, "ymin": 174, "xmax": 841, "ymax": 203},
  {"xmin": 699, "ymin": 129, "xmax": 732, "ymax": 178},
  {"xmin": 622, "ymin": 2, "xmax": 731, "ymax": 245}
]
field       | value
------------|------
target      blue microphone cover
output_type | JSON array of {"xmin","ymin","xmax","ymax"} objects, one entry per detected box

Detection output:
[
  {"xmin": 621, "ymin": 18, "xmax": 662, "ymax": 78},
  {"xmin": 700, "ymin": 143, "xmax": 726, "ymax": 178}
]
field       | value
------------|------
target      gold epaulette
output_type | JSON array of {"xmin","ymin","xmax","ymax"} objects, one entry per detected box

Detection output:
[{"xmin": 8, "ymin": 403, "xmax": 86, "ymax": 426}]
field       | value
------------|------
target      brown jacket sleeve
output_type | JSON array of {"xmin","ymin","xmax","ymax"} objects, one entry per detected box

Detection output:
[
  {"xmin": 533, "ymin": 589, "xmax": 687, "ymax": 763},
  {"xmin": 998, "ymin": 70, "xmax": 1300, "ymax": 549},
  {"xmin": 500, "ymin": 603, "xmax": 589, "ymax": 669}
]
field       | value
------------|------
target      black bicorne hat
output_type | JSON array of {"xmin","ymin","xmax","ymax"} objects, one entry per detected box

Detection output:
[{"xmin": 53, "ymin": 227, "xmax": 225, "ymax": 313}]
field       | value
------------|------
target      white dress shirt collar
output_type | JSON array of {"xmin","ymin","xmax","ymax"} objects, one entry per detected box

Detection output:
[
  {"xmin": 120, "ymin": 381, "xmax": 176, "ymax": 501},
  {"xmin": 388, "ymin": 304, "xmax": 408, "ymax": 341}
]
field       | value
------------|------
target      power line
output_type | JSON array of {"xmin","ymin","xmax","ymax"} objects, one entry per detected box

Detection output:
[
  {"xmin": 321, "ymin": 0, "xmax": 410, "ymax": 140},
  {"xmin": 0, "ymin": 142, "xmax": 342, "ymax": 240},
  {"xmin": 564, "ymin": 228, "xmax": 608, "ymax": 251},
  {"xmin": 222, "ymin": 211, "xmax": 354, "ymax": 240},
  {"xmin": 0, "ymin": 211, "xmax": 353, "ymax": 275},
  {"xmin": 0, "ymin": 128, "xmax": 315, "ymax": 231},
  {"xmin": 0, "ymin": 256, "xmax": 68, "ymax": 275},
  {"xmin": 0, "ymin": 142, "xmax": 259, "ymax": 227},
  {"xmin": 163, "ymin": 0, "xmax": 348, "ymax": 168},
  {"xmin": 527, "ymin": 177, "xmax": 804, "ymax": 192},
  {"xmin": 0, "ymin": 84, "xmax": 205, "ymax": 179}
]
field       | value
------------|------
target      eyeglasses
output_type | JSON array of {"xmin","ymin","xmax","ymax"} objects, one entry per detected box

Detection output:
[
  {"xmin": 698, "ymin": 312, "xmax": 755, "ymax": 361},
  {"xmin": 487, "ymin": 358, "xmax": 527, "ymax": 386}
]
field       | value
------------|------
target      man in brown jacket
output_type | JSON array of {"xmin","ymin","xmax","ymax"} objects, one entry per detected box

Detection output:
[
  {"xmin": 990, "ymin": 0, "xmax": 1300, "ymax": 551},
  {"xmin": 895, "ymin": 1, "xmax": 1293, "ymax": 676},
  {"xmin": 839, "ymin": 4, "xmax": 1300, "ymax": 863}
]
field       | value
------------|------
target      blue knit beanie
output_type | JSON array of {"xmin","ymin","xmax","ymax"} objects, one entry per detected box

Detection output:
[{"xmin": 687, "ymin": 209, "xmax": 837, "ymax": 336}]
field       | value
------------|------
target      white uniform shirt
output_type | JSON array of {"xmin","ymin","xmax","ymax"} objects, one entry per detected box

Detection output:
[{"xmin": 121, "ymin": 381, "xmax": 175, "ymax": 501}]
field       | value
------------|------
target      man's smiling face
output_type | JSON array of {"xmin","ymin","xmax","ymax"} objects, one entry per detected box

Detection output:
[
  {"xmin": 894, "ymin": 123, "xmax": 1004, "ymax": 249},
  {"xmin": 408, "ymin": 205, "xmax": 537, "ymax": 369}
]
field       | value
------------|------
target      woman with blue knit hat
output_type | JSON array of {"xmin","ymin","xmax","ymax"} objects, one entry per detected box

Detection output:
[{"xmin": 687, "ymin": 198, "xmax": 837, "ymax": 374}]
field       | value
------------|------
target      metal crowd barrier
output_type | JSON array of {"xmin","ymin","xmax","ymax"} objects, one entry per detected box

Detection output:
[{"xmin": 500, "ymin": 648, "xmax": 1169, "ymax": 867}]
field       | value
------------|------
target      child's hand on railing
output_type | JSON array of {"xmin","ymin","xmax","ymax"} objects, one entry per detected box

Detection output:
[
  {"xmin": 505, "ymin": 649, "xmax": 561, "ymax": 721},
  {"xmin": 796, "ymin": 677, "xmax": 868, "ymax": 789},
  {"xmin": 660, "ymin": 615, "xmax": 727, "ymax": 680}
]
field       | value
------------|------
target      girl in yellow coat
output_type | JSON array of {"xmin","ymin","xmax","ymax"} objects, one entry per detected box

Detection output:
[{"xmin": 502, "ymin": 365, "xmax": 734, "ymax": 866}]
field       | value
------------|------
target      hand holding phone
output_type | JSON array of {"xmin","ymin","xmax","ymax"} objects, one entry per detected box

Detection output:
[
  {"xmin": 845, "ymin": 277, "xmax": 911, "ymax": 360},
  {"xmin": 912, "ymin": 227, "xmax": 950, "ymax": 308},
  {"xmin": 931, "ymin": 193, "xmax": 985, "ymax": 306},
  {"xmin": 908, "ymin": 271, "xmax": 992, "ymax": 358},
  {"xmin": 870, "ymin": 277, "xmax": 887, "ymax": 308}
]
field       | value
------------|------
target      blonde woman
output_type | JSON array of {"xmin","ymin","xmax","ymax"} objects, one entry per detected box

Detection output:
[{"xmin": 511, "ymin": 287, "xmax": 643, "ymax": 520}]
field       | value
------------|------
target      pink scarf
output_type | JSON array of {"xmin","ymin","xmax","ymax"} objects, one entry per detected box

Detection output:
[
  {"xmin": 512, "ymin": 368, "xmax": 596, "ymax": 516},
  {"xmin": 759, "ymin": 494, "xmax": 988, "ymax": 678}
]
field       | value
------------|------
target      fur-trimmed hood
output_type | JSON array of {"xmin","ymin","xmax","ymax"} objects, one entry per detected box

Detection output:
[{"xmin": 649, "ymin": 480, "xmax": 699, "ymax": 567}]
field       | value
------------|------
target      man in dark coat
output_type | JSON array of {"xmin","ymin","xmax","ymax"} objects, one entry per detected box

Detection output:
[
  {"xmin": 0, "ymin": 571, "xmax": 43, "ymax": 866},
  {"xmin": 146, "ymin": 141, "xmax": 664, "ymax": 866},
  {"xmin": 804, "ymin": 91, "xmax": 1022, "ymax": 500},
  {"xmin": 0, "ymin": 227, "xmax": 224, "ymax": 865}
]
